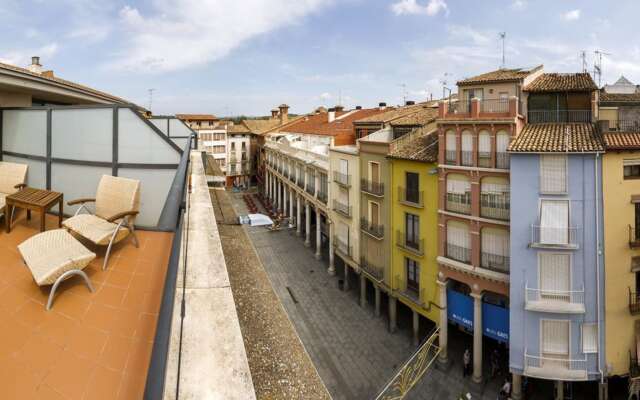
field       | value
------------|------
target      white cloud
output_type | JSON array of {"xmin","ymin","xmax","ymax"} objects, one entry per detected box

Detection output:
[
  {"xmin": 0, "ymin": 43, "xmax": 58, "ymax": 66},
  {"xmin": 319, "ymin": 92, "xmax": 332, "ymax": 100},
  {"xmin": 510, "ymin": 0, "xmax": 526, "ymax": 10},
  {"xmin": 390, "ymin": 0, "xmax": 448, "ymax": 16},
  {"xmin": 447, "ymin": 25, "xmax": 492, "ymax": 46},
  {"xmin": 106, "ymin": 0, "xmax": 332, "ymax": 73},
  {"xmin": 563, "ymin": 9, "xmax": 581, "ymax": 21}
]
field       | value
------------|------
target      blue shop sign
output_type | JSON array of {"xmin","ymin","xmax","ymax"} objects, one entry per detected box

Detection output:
[
  {"xmin": 447, "ymin": 288, "xmax": 473, "ymax": 330},
  {"xmin": 446, "ymin": 289, "xmax": 509, "ymax": 343}
]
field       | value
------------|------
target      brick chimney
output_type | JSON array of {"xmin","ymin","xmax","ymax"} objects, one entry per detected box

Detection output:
[
  {"xmin": 379, "ymin": 102, "xmax": 387, "ymax": 111},
  {"xmin": 271, "ymin": 108, "xmax": 279, "ymax": 119},
  {"xmin": 328, "ymin": 107, "xmax": 336, "ymax": 123},
  {"xmin": 279, "ymin": 104, "xmax": 289, "ymax": 125},
  {"xmin": 334, "ymin": 105, "xmax": 344, "ymax": 112},
  {"xmin": 27, "ymin": 56, "xmax": 43, "ymax": 74}
]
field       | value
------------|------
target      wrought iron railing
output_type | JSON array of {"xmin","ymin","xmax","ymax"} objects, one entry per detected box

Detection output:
[
  {"xmin": 461, "ymin": 150, "xmax": 473, "ymax": 166},
  {"xmin": 630, "ymin": 225, "xmax": 640, "ymax": 248},
  {"xmin": 445, "ymin": 150, "xmax": 456, "ymax": 165},
  {"xmin": 396, "ymin": 230, "xmax": 424, "ymax": 255},
  {"xmin": 333, "ymin": 171, "xmax": 351, "ymax": 187},
  {"xmin": 446, "ymin": 243, "xmax": 471, "ymax": 263},
  {"xmin": 360, "ymin": 217, "xmax": 384, "ymax": 239},
  {"xmin": 446, "ymin": 100, "xmax": 470, "ymax": 115},
  {"xmin": 524, "ymin": 352, "xmax": 587, "ymax": 380},
  {"xmin": 606, "ymin": 119, "xmax": 640, "ymax": 132},
  {"xmin": 530, "ymin": 225, "xmax": 579, "ymax": 248},
  {"xmin": 481, "ymin": 252, "xmax": 510, "ymax": 273},
  {"xmin": 478, "ymin": 152, "xmax": 491, "ymax": 168},
  {"xmin": 333, "ymin": 199, "xmax": 351, "ymax": 217},
  {"xmin": 528, "ymin": 109, "xmax": 592, "ymax": 123},
  {"xmin": 629, "ymin": 288, "xmax": 640, "ymax": 315},
  {"xmin": 446, "ymin": 192, "xmax": 471, "ymax": 214},
  {"xmin": 480, "ymin": 98, "xmax": 509, "ymax": 113},
  {"xmin": 399, "ymin": 187, "xmax": 424, "ymax": 207},
  {"xmin": 361, "ymin": 178, "xmax": 384, "ymax": 196},
  {"xmin": 480, "ymin": 192, "xmax": 510, "ymax": 220},
  {"xmin": 526, "ymin": 286, "xmax": 584, "ymax": 307},
  {"xmin": 360, "ymin": 256, "xmax": 384, "ymax": 281},
  {"xmin": 496, "ymin": 152, "xmax": 509, "ymax": 169},
  {"xmin": 317, "ymin": 191, "xmax": 328, "ymax": 204}
]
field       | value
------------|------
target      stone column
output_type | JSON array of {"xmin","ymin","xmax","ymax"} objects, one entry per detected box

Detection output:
[
  {"xmin": 471, "ymin": 291, "xmax": 483, "ymax": 384},
  {"xmin": 374, "ymin": 286, "xmax": 381, "ymax": 317},
  {"xmin": 315, "ymin": 209, "xmax": 322, "ymax": 260},
  {"xmin": 328, "ymin": 222, "xmax": 335, "ymax": 275},
  {"xmin": 359, "ymin": 275, "xmax": 366, "ymax": 307},
  {"xmin": 296, "ymin": 195, "xmax": 302, "ymax": 237},
  {"xmin": 266, "ymin": 172, "xmax": 270, "ymax": 199},
  {"xmin": 289, "ymin": 187, "xmax": 295, "ymax": 227},
  {"xmin": 389, "ymin": 296, "xmax": 397, "ymax": 333},
  {"xmin": 315, "ymin": 172, "xmax": 320, "ymax": 198},
  {"xmin": 511, "ymin": 373, "xmax": 522, "ymax": 400},
  {"xmin": 278, "ymin": 180, "xmax": 283, "ymax": 213},
  {"xmin": 412, "ymin": 310, "xmax": 420, "ymax": 346},
  {"xmin": 304, "ymin": 201, "xmax": 311, "ymax": 247},
  {"xmin": 282, "ymin": 184, "xmax": 288, "ymax": 217},
  {"xmin": 437, "ymin": 278, "xmax": 449, "ymax": 364},
  {"xmin": 555, "ymin": 381, "xmax": 563, "ymax": 400}
]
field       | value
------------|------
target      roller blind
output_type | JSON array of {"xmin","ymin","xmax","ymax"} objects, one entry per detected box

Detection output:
[
  {"xmin": 541, "ymin": 155, "xmax": 567, "ymax": 193},
  {"xmin": 462, "ymin": 132, "xmax": 473, "ymax": 151},
  {"xmin": 539, "ymin": 253, "xmax": 570, "ymax": 294},
  {"xmin": 582, "ymin": 323, "xmax": 598, "ymax": 353},
  {"xmin": 540, "ymin": 200, "xmax": 569, "ymax": 244},
  {"xmin": 481, "ymin": 178, "xmax": 509, "ymax": 194},
  {"xmin": 447, "ymin": 174, "xmax": 471, "ymax": 194},
  {"xmin": 446, "ymin": 131, "xmax": 456, "ymax": 151},
  {"xmin": 447, "ymin": 221, "xmax": 470, "ymax": 248},
  {"xmin": 481, "ymin": 228, "xmax": 509, "ymax": 257},
  {"xmin": 496, "ymin": 132, "xmax": 510, "ymax": 152},
  {"xmin": 478, "ymin": 131, "xmax": 491, "ymax": 153},
  {"xmin": 542, "ymin": 320, "xmax": 570, "ymax": 355},
  {"xmin": 340, "ymin": 159, "xmax": 348, "ymax": 175}
]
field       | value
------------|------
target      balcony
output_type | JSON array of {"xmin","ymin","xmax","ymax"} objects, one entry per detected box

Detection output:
[
  {"xmin": 333, "ymin": 199, "xmax": 352, "ymax": 218},
  {"xmin": 601, "ymin": 119, "xmax": 640, "ymax": 132},
  {"xmin": 334, "ymin": 235, "xmax": 352, "ymax": 258},
  {"xmin": 630, "ymin": 225, "xmax": 640, "ymax": 248},
  {"xmin": 524, "ymin": 353, "xmax": 587, "ymax": 381},
  {"xmin": 446, "ymin": 192, "xmax": 471, "ymax": 214},
  {"xmin": 398, "ymin": 187, "xmax": 424, "ymax": 208},
  {"xmin": 496, "ymin": 152, "xmax": 509, "ymax": 169},
  {"xmin": 306, "ymin": 183, "xmax": 316, "ymax": 196},
  {"xmin": 443, "ymin": 98, "xmax": 517, "ymax": 119},
  {"xmin": 530, "ymin": 225, "xmax": 579, "ymax": 249},
  {"xmin": 317, "ymin": 190, "xmax": 328, "ymax": 204},
  {"xmin": 361, "ymin": 178, "xmax": 384, "ymax": 197},
  {"xmin": 629, "ymin": 289, "xmax": 640, "ymax": 315},
  {"xmin": 396, "ymin": 231, "xmax": 424, "ymax": 255},
  {"xmin": 525, "ymin": 287, "xmax": 585, "ymax": 314},
  {"xmin": 361, "ymin": 256, "xmax": 384, "ymax": 281},
  {"xmin": 360, "ymin": 217, "xmax": 384, "ymax": 239},
  {"xmin": 333, "ymin": 171, "xmax": 351, "ymax": 187},
  {"xmin": 480, "ymin": 193, "xmax": 510, "ymax": 220},
  {"xmin": 481, "ymin": 252, "xmax": 510, "ymax": 274},
  {"xmin": 446, "ymin": 100, "xmax": 471, "ymax": 115},
  {"xmin": 297, "ymin": 176, "xmax": 304, "ymax": 189},
  {"xmin": 445, "ymin": 150, "xmax": 456, "ymax": 165},
  {"xmin": 478, "ymin": 152, "xmax": 491, "ymax": 168},
  {"xmin": 480, "ymin": 98, "xmax": 510, "ymax": 113},
  {"xmin": 461, "ymin": 150, "xmax": 473, "ymax": 166},
  {"xmin": 446, "ymin": 243, "xmax": 471, "ymax": 264},
  {"xmin": 394, "ymin": 275, "xmax": 423, "ymax": 306},
  {"xmin": 528, "ymin": 109, "xmax": 592, "ymax": 124}
]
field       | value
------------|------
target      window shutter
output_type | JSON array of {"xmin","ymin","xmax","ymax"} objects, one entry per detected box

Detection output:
[
  {"xmin": 446, "ymin": 174, "xmax": 471, "ymax": 194},
  {"xmin": 447, "ymin": 221, "xmax": 470, "ymax": 248},
  {"xmin": 540, "ymin": 155, "xmax": 567, "ymax": 193},
  {"xmin": 496, "ymin": 132, "xmax": 510, "ymax": 153},
  {"xmin": 446, "ymin": 131, "xmax": 457, "ymax": 151},
  {"xmin": 582, "ymin": 323, "xmax": 598, "ymax": 353},
  {"xmin": 478, "ymin": 131, "xmax": 491, "ymax": 153},
  {"xmin": 542, "ymin": 320, "xmax": 569, "ymax": 355},
  {"xmin": 481, "ymin": 228, "xmax": 509, "ymax": 257},
  {"xmin": 540, "ymin": 200, "xmax": 569, "ymax": 244},
  {"xmin": 462, "ymin": 132, "xmax": 473, "ymax": 151},
  {"xmin": 539, "ymin": 253, "xmax": 570, "ymax": 293},
  {"xmin": 340, "ymin": 159, "xmax": 348, "ymax": 175}
]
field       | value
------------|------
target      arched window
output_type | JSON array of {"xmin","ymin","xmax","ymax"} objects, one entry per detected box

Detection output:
[
  {"xmin": 446, "ymin": 220, "xmax": 471, "ymax": 263},
  {"xmin": 446, "ymin": 174, "xmax": 471, "ymax": 215},
  {"xmin": 445, "ymin": 130, "xmax": 456, "ymax": 164},
  {"xmin": 496, "ymin": 131, "xmax": 510, "ymax": 168},
  {"xmin": 461, "ymin": 130, "xmax": 473, "ymax": 166},
  {"xmin": 478, "ymin": 130, "xmax": 491, "ymax": 167},
  {"xmin": 480, "ymin": 176, "xmax": 510, "ymax": 220}
]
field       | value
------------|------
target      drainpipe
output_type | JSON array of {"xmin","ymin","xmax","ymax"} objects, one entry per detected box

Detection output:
[{"xmin": 595, "ymin": 152, "xmax": 604, "ymax": 384}]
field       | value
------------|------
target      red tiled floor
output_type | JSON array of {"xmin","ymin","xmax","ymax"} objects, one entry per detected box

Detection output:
[{"xmin": 0, "ymin": 214, "xmax": 173, "ymax": 399}]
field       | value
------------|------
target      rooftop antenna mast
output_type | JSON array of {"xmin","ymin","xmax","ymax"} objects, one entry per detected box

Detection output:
[
  {"xmin": 580, "ymin": 50, "xmax": 588, "ymax": 73},
  {"xmin": 440, "ymin": 73, "xmax": 451, "ymax": 101},
  {"xmin": 594, "ymin": 50, "xmax": 612, "ymax": 87},
  {"xmin": 398, "ymin": 83, "xmax": 407, "ymax": 105},
  {"xmin": 147, "ymin": 88, "xmax": 155, "ymax": 111},
  {"xmin": 499, "ymin": 32, "xmax": 506, "ymax": 69}
]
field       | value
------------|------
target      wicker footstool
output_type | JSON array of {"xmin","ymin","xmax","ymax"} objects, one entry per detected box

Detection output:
[{"xmin": 18, "ymin": 229, "xmax": 97, "ymax": 310}]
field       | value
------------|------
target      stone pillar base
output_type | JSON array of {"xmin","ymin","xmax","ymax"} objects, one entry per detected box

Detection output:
[
  {"xmin": 327, "ymin": 265, "xmax": 335, "ymax": 276},
  {"xmin": 314, "ymin": 252, "xmax": 322, "ymax": 260}
]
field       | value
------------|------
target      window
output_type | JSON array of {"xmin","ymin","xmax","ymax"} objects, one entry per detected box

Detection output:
[
  {"xmin": 481, "ymin": 228, "xmax": 509, "ymax": 272},
  {"xmin": 636, "ymin": 203, "xmax": 640, "ymax": 242},
  {"xmin": 405, "ymin": 172, "xmax": 420, "ymax": 203},
  {"xmin": 624, "ymin": 159, "xmax": 640, "ymax": 179},
  {"xmin": 446, "ymin": 174, "xmax": 471, "ymax": 214},
  {"xmin": 539, "ymin": 253, "xmax": 570, "ymax": 300},
  {"xmin": 461, "ymin": 131, "xmax": 473, "ymax": 166},
  {"xmin": 496, "ymin": 132, "xmax": 510, "ymax": 169},
  {"xmin": 446, "ymin": 221, "xmax": 470, "ymax": 263},
  {"xmin": 499, "ymin": 92, "xmax": 509, "ymax": 100},
  {"xmin": 370, "ymin": 202, "xmax": 380, "ymax": 226},
  {"xmin": 540, "ymin": 200, "xmax": 569, "ymax": 245},
  {"xmin": 478, "ymin": 131, "xmax": 491, "ymax": 167},
  {"xmin": 542, "ymin": 320, "xmax": 569, "ymax": 356},
  {"xmin": 405, "ymin": 213, "xmax": 420, "ymax": 249},
  {"xmin": 405, "ymin": 258, "xmax": 420, "ymax": 292},
  {"xmin": 582, "ymin": 323, "xmax": 597, "ymax": 353},
  {"xmin": 340, "ymin": 159, "xmax": 348, "ymax": 175},
  {"xmin": 480, "ymin": 177, "xmax": 510, "ymax": 220},
  {"xmin": 370, "ymin": 162, "xmax": 380, "ymax": 183},
  {"xmin": 445, "ymin": 131, "xmax": 456, "ymax": 163},
  {"xmin": 541, "ymin": 155, "xmax": 567, "ymax": 193}
]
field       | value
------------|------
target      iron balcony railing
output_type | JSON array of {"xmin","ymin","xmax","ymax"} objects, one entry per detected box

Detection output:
[
  {"xmin": 398, "ymin": 187, "xmax": 424, "ymax": 207},
  {"xmin": 630, "ymin": 352, "xmax": 640, "ymax": 379},
  {"xmin": 445, "ymin": 150, "xmax": 456, "ymax": 165},
  {"xmin": 480, "ymin": 98, "xmax": 509, "ymax": 113},
  {"xmin": 629, "ymin": 225, "xmax": 640, "ymax": 248},
  {"xmin": 360, "ymin": 256, "xmax": 384, "ymax": 281},
  {"xmin": 333, "ymin": 199, "xmax": 352, "ymax": 217},
  {"xmin": 446, "ymin": 243, "xmax": 471, "ymax": 264},
  {"xmin": 629, "ymin": 288, "xmax": 640, "ymax": 315},
  {"xmin": 478, "ymin": 152, "xmax": 491, "ymax": 168},
  {"xmin": 334, "ymin": 236, "xmax": 352, "ymax": 257},
  {"xmin": 361, "ymin": 178, "xmax": 384, "ymax": 196},
  {"xmin": 530, "ymin": 225, "xmax": 579, "ymax": 249},
  {"xmin": 360, "ymin": 217, "xmax": 384, "ymax": 239},
  {"xmin": 528, "ymin": 109, "xmax": 592, "ymax": 123},
  {"xmin": 524, "ymin": 352, "xmax": 587, "ymax": 380},
  {"xmin": 446, "ymin": 192, "xmax": 471, "ymax": 214},
  {"xmin": 461, "ymin": 150, "xmax": 473, "ymax": 166},
  {"xmin": 317, "ymin": 191, "xmax": 328, "ymax": 204},
  {"xmin": 481, "ymin": 252, "xmax": 510, "ymax": 273},
  {"xmin": 446, "ymin": 100, "xmax": 471, "ymax": 115},
  {"xmin": 333, "ymin": 171, "xmax": 351, "ymax": 187},
  {"xmin": 297, "ymin": 175, "xmax": 304, "ymax": 188},
  {"xmin": 496, "ymin": 152, "xmax": 509, "ymax": 169},
  {"xmin": 480, "ymin": 193, "xmax": 510, "ymax": 220},
  {"xmin": 525, "ymin": 287, "xmax": 585, "ymax": 310},
  {"xmin": 606, "ymin": 119, "xmax": 640, "ymax": 132},
  {"xmin": 394, "ymin": 275, "xmax": 423, "ymax": 305},
  {"xmin": 396, "ymin": 230, "xmax": 424, "ymax": 255},
  {"xmin": 306, "ymin": 182, "xmax": 316, "ymax": 196}
]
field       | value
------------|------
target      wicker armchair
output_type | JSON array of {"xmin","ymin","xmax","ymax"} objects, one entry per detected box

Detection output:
[
  {"xmin": 63, "ymin": 175, "xmax": 140, "ymax": 270},
  {"xmin": 0, "ymin": 161, "xmax": 28, "ymax": 220}
]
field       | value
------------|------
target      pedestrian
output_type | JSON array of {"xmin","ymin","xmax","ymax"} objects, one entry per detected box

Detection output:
[
  {"xmin": 498, "ymin": 379, "xmax": 511, "ymax": 400},
  {"xmin": 463, "ymin": 348, "xmax": 471, "ymax": 377},
  {"xmin": 491, "ymin": 348, "xmax": 500, "ymax": 378}
]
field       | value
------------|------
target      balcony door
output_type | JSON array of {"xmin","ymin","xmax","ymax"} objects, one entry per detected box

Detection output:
[
  {"xmin": 405, "ymin": 213, "xmax": 419, "ymax": 249},
  {"xmin": 539, "ymin": 253, "xmax": 570, "ymax": 302},
  {"xmin": 370, "ymin": 162, "xmax": 380, "ymax": 185},
  {"xmin": 370, "ymin": 201, "xmax": 379, "ymax": 226},
  {"xmin": 540, "ymin": 200, "xmax": 569, "ymax": 245},
  {"xmin": 541, "ymin": 320, "xmax": 570, "ymax": 366},
  {"xmin": 405, "ymin": 172, "xmax": 419, "ymax": 203}
]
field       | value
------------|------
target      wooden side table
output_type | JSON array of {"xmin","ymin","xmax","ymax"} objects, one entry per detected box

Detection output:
[{"xmin": 5, "ymin": 188, "xmax": 63, "ymax": 233}]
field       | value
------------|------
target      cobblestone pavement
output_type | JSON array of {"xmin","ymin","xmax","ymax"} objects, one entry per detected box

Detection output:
[{"xmin": 229, "ymin": 192, "xmax": 506, "ymax": 400}]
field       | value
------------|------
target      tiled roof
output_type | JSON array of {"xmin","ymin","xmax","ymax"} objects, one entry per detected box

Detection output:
[
  {"xmin": 353, "ymin": 102, "xmax": 433, "ymax": 124},
  {"xmin": 389, "ymin": 106, "xmax": 439, "ymax": 126},
  {"xmin": 388, "ymin": 130, "xmax": 438, "ymax": 162},
  {"xmin": 457, "ymin": 66, "xmax": 539, "ymax": 86},
  {"xmin": 604, "ymin": 132, "xmax": 640, "ymax": 150},
  {"xmin": 283, "ymin": 108, "xmax": 388, "ymax": 136},
  {"xmin": 227, "ymin": 123, "xmax": 251, "ymax": 133},
  {"xmin": 176, "ymin": 114, "xmax": 218, "ymax": 120},
  {"xmin": 525, "ymin": 73, "xmax": 597, "ymax": 92},
  {"xmin": 242, "ymin": 119, "xmax": 281, "ymax": 133},
  {"xmin": 0, "ymin": 61, "xmax": 135, "ymax": 106},
  {"xmin": 599, "ymin": 91, "xmax": 640, "ymax": 103},
  {"xmin": 508, "ymin": 123, "xmax": 604, "ymax": 152}
]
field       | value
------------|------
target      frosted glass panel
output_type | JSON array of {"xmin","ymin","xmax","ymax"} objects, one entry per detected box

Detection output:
[
  {"xmin": 169, "ymin": 119, "xmax": 193, "ymax": 137},
  {"xmin": 118, "ymin": 109, "xmax": 181, "ymax": 164},
  {"xmin": 2, "ymin": 155, "xmax": 46, "ymax": 190},
  {"xmin": 118, "ymin": 168, "xmax": 176, "ymax": 227},
  {"xmin": 51, "ymin": 163, "xmax": 111, "ymax": 216},
  {"xmin": 2, "ymin": 110, "xmax": 47, "ymax": 156},
  {"xmin": 52, "ymin": 108, "xmax": 112, "ymax": 161},
  {"xmin": 150, "ymin": 118, "xmax": 169, "ymax": 135}
]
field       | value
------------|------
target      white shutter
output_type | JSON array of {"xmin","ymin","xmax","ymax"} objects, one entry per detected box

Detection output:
[
  {"xmin": 446, "ymin": 131, "xmax": 456, "ymax": 151},
  {"xmin": 540, "ymin": 200, "xmax": 569, "ymax": 244},
  {"xmin": 446, "ymin": 175, "xmax": 471, "ymax": 194},
  {"xmin": 541, "ymin": 155, "xmax": 567, "ymax": 193},
  {"xmin": 340, "ymin": 159, "xmax": 348, "ymax": 175},
  {"xmin": 339, "ymin": 187, "xmax": 349, "ymax": 204},
  {"xmin": 539, "ymin": 253, "xmax": 570, "ymax": 296},
  {"xmin": 447, "ymin": 222, "xmax": 470, "ymax": 248},
  {"xmin": 542, "ymin": 320, "xmax": 570, "ymax": 355},
  {"xmin": 462, "ymin": 132, "xmax": 473, "ymax": 151},
  {"xmin": 478, "ymin": 131, "xmax": 491, "ymax": 153},
  {"xmin": 582, "ymin": 323, "xmax": 598, "ymax": 353},
  {"xmin": 482, "ymin": 228, "xmax": 508, "ymax": 257},
  {"xmin": 338, "ymin": 222, "xmax": 349, "ymax": 245},
  {"xmin": 481, "ymin": 181, "xmax": 509, "ymax": 194},
  {"xmin": 496, "ymin": 132, "xmax": 510, "ymax": 153}
]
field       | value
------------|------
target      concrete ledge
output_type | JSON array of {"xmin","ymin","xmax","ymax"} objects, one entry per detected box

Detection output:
[{"xmin": 164, "ymin": 151, "xmax": 256, "ymax": 400}]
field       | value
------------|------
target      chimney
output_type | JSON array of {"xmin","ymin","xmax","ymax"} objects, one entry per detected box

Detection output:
[
  {"xmin": 328, "ymin": 107, "xmax": 336, "ymax": 123},
  {"xmin": 279, "ymin": 104, "xmax": 289, "ymax": 125},
  {"xmin": 355, "ymin": 105, "xmax": 362, "ymax": 110},
  {"xmin": 27, "ymin": 56, "xmax": 43, "ymax": 74},
  {"xmin": 379, "ymin": 102, "xmax": 387, "ymax": 110},
  {"xmin": 334, "ymin": 105, "xmax": 344, "ymax": 112},
  {"xmin": 405, "ymin": 100, "xmax": 415, "ymax": 106},
  {"xmin": 271, "ymin": 108, "xmax": 279, "ymax": 119}
]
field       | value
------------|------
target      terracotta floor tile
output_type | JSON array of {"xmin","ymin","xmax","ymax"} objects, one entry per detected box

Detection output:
[
  {"xmin": 0, "ymin": 318, "xmax": 33, "ymax": 358},
  {"xmin": 0, "ymin": 285, "xmax": 30, "ymax": 313},
  {"xmin": 99, "ymin": 335, "xmax": 133, "ymax": 372},
  {"xmin": 84, "ymin": 365, "xmax": 124, "ymax": 400},
  {"xmin": 110, "ymin": 308, "xmax": 140, "ymax": 338},
  {"xmin": 82, "ymin": 302, "xmax": 119, "ymax": 332},
  {"xmin": 106, "ymin": 270, "xmax": 134, "ymax": 289},
  {"xmin": 45, "ymin": 350, "xmax": 96, "ymax": 399},
  {"xmin": 51, "ymin": 292, "xmax": 92, "ymax": 322},
  {"xmin": 117, "ymin": 371, "xmax": 146, "ymax": 400},
  {"xmin": 124, "ymin": 339, "xmax": 153, "ymax": 376},
  {"xmin": 94, "ymin": 284, "xmax": 127, "ymax": 308},
  {"xmin": 35, "ymin": 384, "xmax": 67, "ymax": 400},
  {"xmin": 121, "ymin": 288, "xmax": 148, "ymax": 312},
  {"xmin": 16, "ymin": 331, "xmax": 65, "ymax": 382},
  {"xmin": 37, "ymin": 313, "xmax": 80, "ymax": 347},
  {"xmin": 134, "ymin": 313, "xmax": 157, "ymax": 341},
  {"xmin": 14, "ymin": 299, "xmax": 49, "ymax": 329},
  {"xmin": 0, "ymin": 355, "xmax": 39, "ymax": 399},
  {"xmin": 66, "ymin": 324, "xmax": 109, "ymax": 361}
]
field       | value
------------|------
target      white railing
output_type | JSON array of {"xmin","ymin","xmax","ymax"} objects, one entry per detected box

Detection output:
[
  {"xmin": 524, "ymin": 286, "xmax": 585, "ymax": 314},
  {"xmin": 524, "ymin": 352, "xmax": 587, "ymax": 381},
  {"xmin": 531, "ymin": 225, "xmax": 579, "ymax": 248}
]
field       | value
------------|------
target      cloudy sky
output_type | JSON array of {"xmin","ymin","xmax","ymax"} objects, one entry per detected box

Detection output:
[{"xmin": 0, "ymin": 0, "xmax": 638, "ymax": 116}]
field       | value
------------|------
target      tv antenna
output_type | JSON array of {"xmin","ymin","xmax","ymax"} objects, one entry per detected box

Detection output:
[
  {"xmin": 398, "ymin": 83, "xmax": 407, "ymax": 105},
  {"xmin": 579, "ymin": 50, "xmax": 588, "ymax": 73},
  {"xmin": 147, "ymin": 88, "xmax": 155, "ymax": 111},
  {"xmin": 440, "ymin": 73, "xmax": 452, "ymax": 100},
  {"xmin": 594, "ymin": 50, "xmax": 612, "ymax": 87},
  {"xmin": 499, "ymin": 32, "xmax": 506, "ymax": 68}
]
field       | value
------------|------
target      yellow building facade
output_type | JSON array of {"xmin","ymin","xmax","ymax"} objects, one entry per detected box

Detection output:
[{"xmin": 388, "ymin": 135, "xmax": 440, "ymax": 324}]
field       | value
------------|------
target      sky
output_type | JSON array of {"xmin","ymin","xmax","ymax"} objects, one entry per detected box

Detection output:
[{"xmin": 0, "ymin": 0, "xmax": 639, "ymax": 116}]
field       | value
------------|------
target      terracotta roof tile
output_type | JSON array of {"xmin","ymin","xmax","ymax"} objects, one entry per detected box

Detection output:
[
  {"xmin": 283, "ymin": 108, "xmax": 388, "ymax": 136},
  {"xmin": 508, "ymin": 123, "xmax": 604, "ymax": 152},
  {"xmin": 388, "ymin": 130, "xmax": 438, "ymax": 162},
  {"xmin": 599, "ymin": 91, "xmax": 640, "ymax": 104},
  {"xmin": 389, "ymin": 107, "xmax": 439, "ymax": 126},
  {"xmin": 176, "ymin": 114, "xmax": 218, "ymax": 120},
  {"xmin": 457, "ymin": 66, "xmax": 540, "ymax": 86},
  {"xmin": 604, "ymin": 132, "xmax": 640, "ymax": 150},
  {"xmin": 525, "ymin": 73, "xmax": 597, "ymax": 92}
]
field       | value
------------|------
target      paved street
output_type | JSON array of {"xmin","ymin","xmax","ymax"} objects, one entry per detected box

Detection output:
[{"xmin": 229, "ymin": 192, "xmax": 505, "ymax": 400}]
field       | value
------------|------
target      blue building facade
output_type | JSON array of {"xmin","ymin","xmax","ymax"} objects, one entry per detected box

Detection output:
[{"xmin": 508, "ymin": 124, "xmax": 606, "ymax": 385}]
